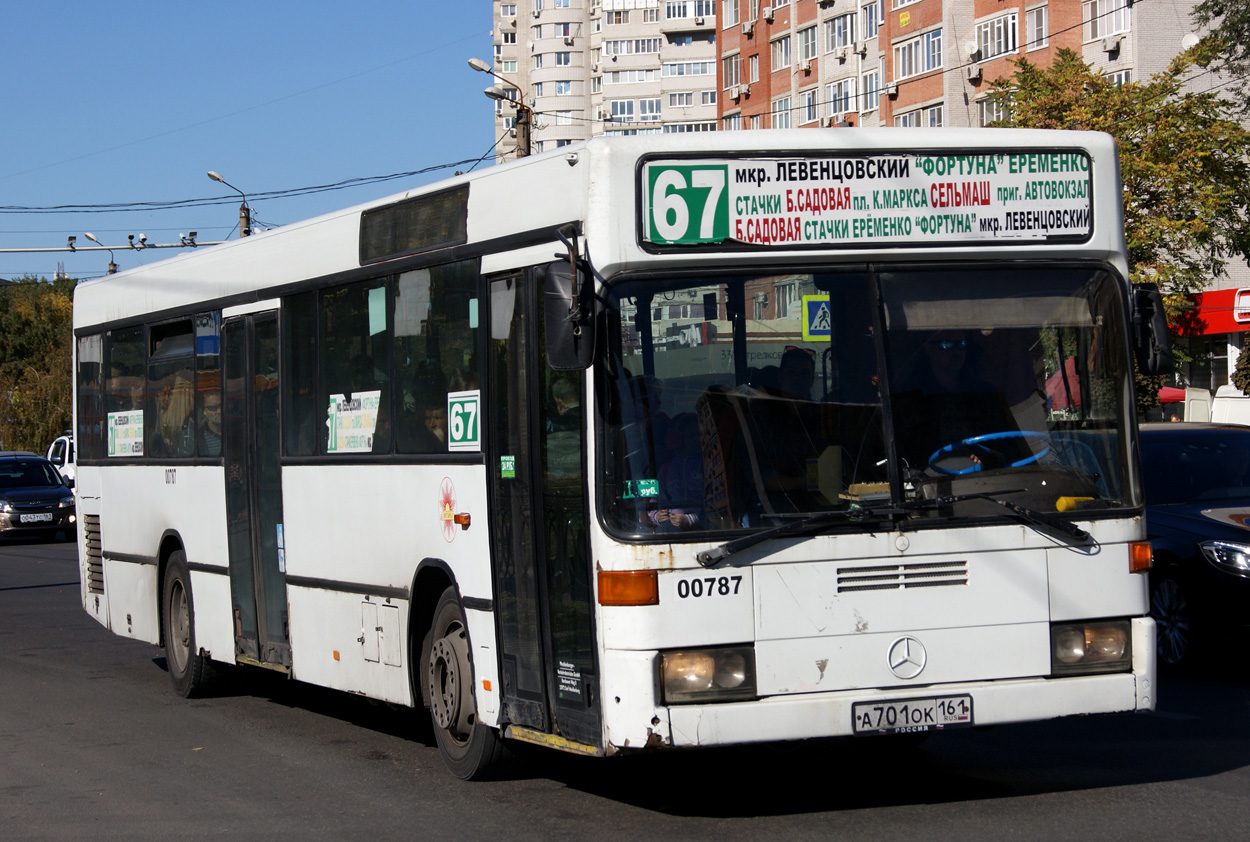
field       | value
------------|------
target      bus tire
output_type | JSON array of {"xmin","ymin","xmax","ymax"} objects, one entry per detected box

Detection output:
[
  {"xmin": 425, "ymin": 586, "xmax": 507, "ymax": 780},
  {"xmin": 162, "ymin": 551, "xmax": 209, "ymax": 698}
]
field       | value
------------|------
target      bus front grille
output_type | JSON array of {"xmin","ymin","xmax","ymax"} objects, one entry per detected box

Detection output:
[{"xmin": 836, "ymin": 560, "xmax": 968, "ymax": 593}]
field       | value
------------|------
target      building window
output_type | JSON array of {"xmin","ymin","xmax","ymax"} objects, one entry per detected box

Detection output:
[
  {"xmin": 976, "ymin": 14, "xmax": 1017, "ymax": 60},
  {"xmin": 892, "ymin": 0, "xmax": 919, "ymax": 9},
  {"xmin": 671, "ymin": 91, "xmax": 694, "ymax": 107},
  {"xmin": 799, "ymin": 26, "xmax": 818, "ymax": 62},
  {"xmin": 554, "ymin": 0, "xmax": 569, "ymax": 6},
  {"xmin": 862, "ymin": 70, "xmax": 880, "ymax": 110},
  {"xmin": 533, "ymin": 81, "xmax": 544, "ymax": 97},
  {"xmin": 1085, "ymin": 0, "xmax": 1130, "ymax": 40},
  {"xmin": 640, "ymin": 98, "xmax": 662, "ymax": 121},
  {"xmin": 826, "ymin": 13, "xmax": 855, "ymax": 50},
  {"xmin": 775, "ymin": 282, "xmax": 797, "ymax": 318},
  {"xmin": 1107, "ymin": 69, "xmax": 1132, "ymax": 85},
  {"xmin": 1026, "ymin": 5, "xmax": 1048, "ymax": 50},
  {"xmin": 702, "ymin": 89, "xmax": 717, "ymax": 105},
  {"xmin": 773, "ymin": 96, "xmax": 792, "ymax": 128},
  {"xmin": 664, "ymin": 121, "xmax": 717, "ymax": 132},
  {"xmin": 800, "ymin": 89, "xmax": 819, "ymax": 124},
  {"xmin": 503, "ymin": 31, "xmax": 516, "ymax": 44},
  {"xmin": 501, "ymin": 4, "xmax": 517, "ymax": 16},
  {"xmin": 603, "ymin": 39, "xmax": 661, "ymax": 55},
  {"xmin": 861, "ymin": 1, "xmax": 882, "ymax": 39},
  {"xmin": 611, "ymin": 99, "xmax": 636, "ymax": 122},
  {"xmin": 724, "ymin": 0, "xmax": 739, "ymax": 27},
  {"xmin": 606, "ymin": 10, "xmax": 629, "ymax": 24},
  {"xmin": 663, "ymin": 61, "xmax": 715, "ymax": 76},
  {"xmin": 827, "ymin": 77, "xmax": 857, "ymax": 117},
  {"xmin": 895, "ymin": 104, "xmax": 943, "ymax": 127},
  {"xmin": 724, "ymin": 112, "xmax": 742, "ymax": 130},
  {"xmin": 501, "ymin": 60, "xmax": 518, "ymax": 73},
  {"xmin": 534, "ymin": 53, "xmax": 544, "ymax": 69},
  {"xmin": 532, "ymin": 24, "xmax": 543, "ymax": 38},
  {"xmin": 556, "ymin": 110, "xmax": 572, "ymax": 125},
  {"xmin": 555, "ymin": 51, "xmax": 571, "ymax": 65},
  {"xmin": 895, "ymin": 29, "xmax": 942, "ymax": 79},
  {"xmin": 723, "ymin": 53, "xmax": 741, "ymax": 87},
  {"xmin": 750, "ymin": 114, "xmax": 762, "ymax": 130},
  {"xmin": 978, "ymin": 97, "xmax": 1008, "ymax": 126},
  {"xmin": 556, "ymin": 80, "xmax": 573, "ymax": 95},
  {"xmin": 750, "ymin": 53, "xmax": 760, "ymax": 82},
  {"xmin": 771, "ymin": 35, "xmax": 792, "ymax": 70},
  {"xmin": 643, "ymin": 8, "xmax": 659, "ymax": 22}
]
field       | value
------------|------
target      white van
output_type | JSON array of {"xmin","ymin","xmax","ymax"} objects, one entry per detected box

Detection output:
[
  {"xmin": 46, "ymin": 433, "xmax": 74, "ymax": 486},
  {"xmin": 1211, "ymin": 385, "xmax": 1250, "ymax": 425}
]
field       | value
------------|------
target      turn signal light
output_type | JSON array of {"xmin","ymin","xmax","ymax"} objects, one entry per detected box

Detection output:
[
  {"xmin": 597, "ymin": 570, "xmax": 659, "ymax": 605},
  {"xmin": 1129, "ymin": 541, "xmax": 1153, "ymax": 573}
]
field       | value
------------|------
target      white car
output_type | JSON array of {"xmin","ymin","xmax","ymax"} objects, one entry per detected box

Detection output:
[{"xmin": 46, "ymin": 433, "xmax": 74, "ymax": 486}]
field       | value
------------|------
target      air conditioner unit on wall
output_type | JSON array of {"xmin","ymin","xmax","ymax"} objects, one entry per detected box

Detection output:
[
  {"xmin": 800, "ymin": 60, "xmax": 811, "ymax": 72},
  {"xmin": 763, "ymin": 6, "xmax": 774, "ymax": 22},
  {"xmin": 854, "ymin": 41, "xmax": 867, "ymax": 56},
  {"xmin": 885, "ymin": 83, "xmax": 898, "ymax": 97},
  {"xmin": 968, "ymin": 65, "xmax": 982, "ymax": 82},
  {"xmin": 695, "ymin": 16, "xmax": 705, "ymax": 25},
  {"xmin": 742, "ymin": 21, "xmax": 754, "ymax": 36},
  {"xmin": 730, "ymin": 84, "xmax": 741, "ymax": 100},
  {"xmin": 564, "ymin": 36, "xmax": 575, "ymax": 45},
  {"xmin": 1102, "ymin": 35, "xmax": 1122, "ymax": 54},
  {"xmin": 836, "ymin": 46, "xmax": 849, "ymax": 60}
]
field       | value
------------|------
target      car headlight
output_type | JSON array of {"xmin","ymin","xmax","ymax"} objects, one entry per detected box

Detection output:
[
  {"xmin": 1199, "ymin": 540, "xmax": 1250, "ymax": 578},
  {"xmin": 58, "ymin": 496, "xmax": 75, "ymax": 509},
  {"xmin": 0, "ymin": 501, "xmax": 10, "ymax": 513},
  {"xmin": 1050, "ymin": 621, "xmax": 1132, "ymax": 676},
  {"xmin": 659, "ymin": 645, "xmax": 756, "ymax": 704}
]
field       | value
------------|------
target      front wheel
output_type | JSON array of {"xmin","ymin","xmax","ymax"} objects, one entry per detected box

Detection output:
[
  {"xmin": 424, "ymin": 586, "xmax": 507, "ymax": 780},
  {"xmin": 1151, "ymin": 574, "xmax": 1197, "ymax": 669},
  {"xmin": 163, "ymin": 551, "xmax": 210, "ymax": 697}
]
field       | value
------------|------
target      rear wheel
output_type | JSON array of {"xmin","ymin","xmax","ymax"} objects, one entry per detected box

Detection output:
[
  {"xmin": 425, "ymin": 586, "xmax": 507, "ymax": 780},
  {"xmin": 163, "ymin": 551, "xmax": 209, "ymax": 697},
  {"xmin": 1151, "ymin": 574, "xmax": 1196, "ymax": 669}
]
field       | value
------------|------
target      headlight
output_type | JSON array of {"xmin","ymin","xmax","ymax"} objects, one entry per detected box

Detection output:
[
  {"xmin": 659, "ymin": 645, "xmax": 757, "ymax": 704},
  {"xmin": 1200, "ymin": 541, "xmax": 1250, "ymax": 578},
  {"xmin": 0, "ymin": 501, "xmax": 10, "ymax": 513},
  {"xmin": 1050, "ymin": 621, "xmax": 1132, "ymax": 676},
  {"xmin": 58, "ymin": 496, "xmax": 75, "ymax": 509}
]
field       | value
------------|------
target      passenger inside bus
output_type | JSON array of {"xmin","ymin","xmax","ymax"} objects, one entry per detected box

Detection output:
[{"xmin": 649, "ymin": 412, "xmax": 706, "ymax": 530}]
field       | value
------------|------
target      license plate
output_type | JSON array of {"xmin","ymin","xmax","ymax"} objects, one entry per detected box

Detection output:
[
  {"xmin": 19, "ymin": 513, "xmax": 53, "ymax": 523},
  {"xmin": 853, "ymin": 695, "xmax": 973, "ymax": 735}
]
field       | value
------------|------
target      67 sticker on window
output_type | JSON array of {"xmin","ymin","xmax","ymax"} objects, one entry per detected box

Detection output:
[{"xmin": 645, "ymin": 164, "xmax": 730, "ymax": 245}]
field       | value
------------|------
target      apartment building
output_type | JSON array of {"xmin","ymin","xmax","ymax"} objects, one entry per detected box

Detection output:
[{"xmin": 488, "ymin": 1, "xmax": 719, "ymax": 157}]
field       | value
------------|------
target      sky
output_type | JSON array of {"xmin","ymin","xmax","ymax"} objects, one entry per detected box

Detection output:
[{"xmin": 1, "ymin": 1, "xmax": 495, "ymax": 281}]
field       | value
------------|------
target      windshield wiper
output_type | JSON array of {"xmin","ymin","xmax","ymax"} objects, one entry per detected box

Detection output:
[
  {"xmin": 915, "ymin": 491, "xmax": 1092, "ymax": 546},
  {"xmin": 696, "ymin": 505, "xmax": 904, "ymax": 568}
]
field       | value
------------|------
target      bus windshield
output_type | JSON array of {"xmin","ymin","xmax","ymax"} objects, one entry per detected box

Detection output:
[{"xmin": 599, "ymin": 265, "xmax": 1135, "ymax": 538}]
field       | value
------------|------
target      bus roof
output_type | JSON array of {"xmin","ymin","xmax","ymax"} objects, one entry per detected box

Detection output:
[{"xmin": 74, "ymin": 129, "xmax": 1124, "ymax": 333}]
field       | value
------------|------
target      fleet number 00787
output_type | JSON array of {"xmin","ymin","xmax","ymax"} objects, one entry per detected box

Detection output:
[{"xmin": 675, "ymin": 575, "xmax": 743, "ymax": 599}]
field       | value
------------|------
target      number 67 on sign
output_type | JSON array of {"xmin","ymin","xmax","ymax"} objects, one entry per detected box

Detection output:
[
  {"xmin": 645, "ymin": 164, "xmax": 730, "ymax": 244},
  {"xmin": 448, "ymin": 389, "xmax": 481, "ymax": 452}
]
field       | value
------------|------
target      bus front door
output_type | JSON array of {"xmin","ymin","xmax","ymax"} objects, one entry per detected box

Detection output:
[
  {"xmin": 222, "ymin": 312, "xmax": 291, "ymax": 669},
  {"xmin": 487, "ymin": 273, "xmax": 602, "ymax": 749}
]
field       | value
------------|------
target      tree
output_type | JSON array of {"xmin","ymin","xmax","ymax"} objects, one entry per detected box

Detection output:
[
  {"xmin": 986, "ymin": 49, "xmax": 1250, "ymax": 409},
  {"xmin": 1193, "ymin": 0, "xmax": 1250, "ymax": 118},
  {"xmin": 0, "ymin": 277, "xmax": 76, "ymax": 452}
]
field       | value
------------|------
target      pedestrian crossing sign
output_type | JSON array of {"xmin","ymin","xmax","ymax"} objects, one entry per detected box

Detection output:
[{"xmin": 802, "ymin": 295, "xmax": 832, "ymax": 342}]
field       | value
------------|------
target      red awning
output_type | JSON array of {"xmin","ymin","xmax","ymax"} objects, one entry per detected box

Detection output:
[
  {"xmin": 1045, "ymin": 357, "xmax": 1081, "ymax": 409},
  {"xmin": 1158, "ymin": 386, "xmax": 1187, "ymax": 403}
]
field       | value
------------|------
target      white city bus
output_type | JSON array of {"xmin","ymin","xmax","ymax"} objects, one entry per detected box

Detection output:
[{"xmin": 75, "ymin": 130, "xmax": 1170, "ymax": 779}]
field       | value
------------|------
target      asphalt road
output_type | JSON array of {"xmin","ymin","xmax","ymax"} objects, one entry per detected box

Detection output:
[{"xmin": 3, "ymin": 540, "xmax": 1249, "ymax": 841}]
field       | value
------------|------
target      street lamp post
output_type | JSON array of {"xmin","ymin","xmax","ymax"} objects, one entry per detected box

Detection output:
[
  {"xmin": 83, "ymin": 232, "xmax": 117, "ymax": 275},
  {"xmin": 206, "ymin": 171, "xmax": 252, "ymax": 237},
  {"xmin": 468, "ymin": 57, "xmax": 532, "ymax": 158}
]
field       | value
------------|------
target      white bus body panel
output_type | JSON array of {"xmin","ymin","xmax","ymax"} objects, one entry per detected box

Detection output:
[{"xmin": 282, "ymin": 463, "xmax": 496, "ymax": 708}]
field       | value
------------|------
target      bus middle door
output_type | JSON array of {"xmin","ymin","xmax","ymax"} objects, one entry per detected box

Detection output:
[{"xmin": 222, "ymin": 311, "xmax": 291, "ymax": 670}]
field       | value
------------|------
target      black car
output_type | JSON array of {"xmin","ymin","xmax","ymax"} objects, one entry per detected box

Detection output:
[
  {"xmin": 0, "ymin": 452, "xmax": 76, "ymax": 541},
  {"xmin": 1141, "ymin": 422, "xmax": 1250, "ymax": 667}
]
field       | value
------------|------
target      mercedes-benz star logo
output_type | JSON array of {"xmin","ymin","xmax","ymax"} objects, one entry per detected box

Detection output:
[{"xmin": 887, "ymin": 636, "xmax": 927, "ymax": 680}]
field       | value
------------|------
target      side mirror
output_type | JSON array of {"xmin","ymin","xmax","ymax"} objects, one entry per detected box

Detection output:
[
  {"xmin": 1132, "ymin": 283, "xmax": 1173, "ymax": 376},
  {"xmin": 543, "ymin": 260, "xmax": 596, "ymax": 371}
]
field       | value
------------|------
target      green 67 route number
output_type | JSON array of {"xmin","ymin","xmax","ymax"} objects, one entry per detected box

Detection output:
[{"xmin": 647, "ymin": 164, "xmax": 729, "ymax": 244}]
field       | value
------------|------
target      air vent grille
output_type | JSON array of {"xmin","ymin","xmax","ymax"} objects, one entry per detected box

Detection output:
[
  {"xmin": 83, "ymin": 514, "xmax": 104, "ymax": 594},
  {"xmin": 837, "ymin": 560, "xmax": 967, "ymax": 593}
]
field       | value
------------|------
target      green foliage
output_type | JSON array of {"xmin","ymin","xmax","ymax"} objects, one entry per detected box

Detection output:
[
  {"xmin": 986, "ymin": 49, "xmax": 1250, "ymax": 411},
  {"xmin": 1232, "ymin": 341, "xmax": 1250, "ymax": 395},
  {"xmin": 0, "ymin": 277, "xmax": 76, "ymax": 452},
  {"xmin": 1193, "ymin": 0, "xmax": 1250, "ymax": 118}
]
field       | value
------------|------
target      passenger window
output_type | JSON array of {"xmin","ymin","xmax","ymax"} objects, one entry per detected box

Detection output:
[{"xmin": 147, "ymin": 321, "xmax": 196, "ymax": 458}]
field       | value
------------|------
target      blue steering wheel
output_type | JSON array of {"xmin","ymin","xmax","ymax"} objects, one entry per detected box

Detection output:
[{"xmin": 928, "ymin": 431, "xmax": 1050, "ymax": 476}]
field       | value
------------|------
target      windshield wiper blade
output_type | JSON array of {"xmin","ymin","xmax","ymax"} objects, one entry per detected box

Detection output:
[
  {"xmin": 696, "ymin": 506, "xmax": 902, "ymax": 568},
  {"xmin": 924, "ymin": 491, "xmax": 1092, "ymax": 546}
]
